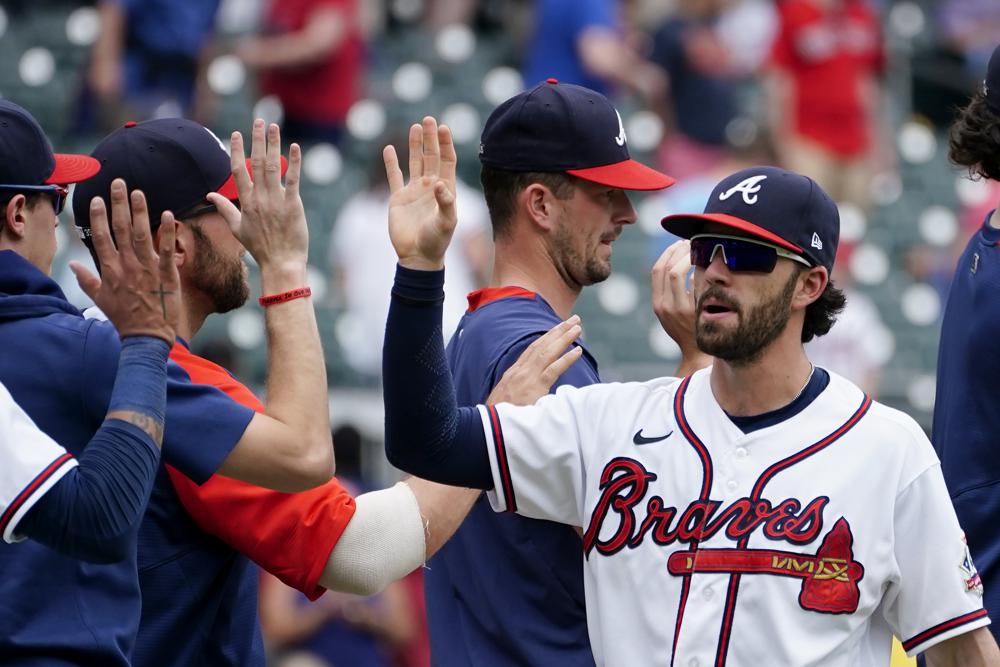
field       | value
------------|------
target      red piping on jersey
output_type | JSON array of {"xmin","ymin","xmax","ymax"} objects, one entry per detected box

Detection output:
[
  {"xmin": 466, "ymin": 287, "xmax": 537, "ymax": 313},
  {"xmin": 0, "ymin": 452, "xmax": 74, "ymax": 534},
  {"xmin": 713, "ymin": 394, "xmax": 873, "ymax": 667},
  {"xmin": 670, "ymin": 376, "xmax": 714, "ymax": 666},
  {"xmin": 487, "ymin": 404, "xmax": 518, "ymax": 513},
  {"xmin": 901, "ymin": 609, "xmax": 989, "ymax": 652}
]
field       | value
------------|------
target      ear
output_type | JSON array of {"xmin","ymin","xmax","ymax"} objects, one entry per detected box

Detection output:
[
  {"xmin": 519, "ymin": 183, "xmax": 563, "ymax": 232},
  {"xmin": 2, "ymin": 195, "xmax": 29, "ymax": 240},
  {"xmin": 156, "ymin": 217, "xmax": 189, "ymax": 269},
  {"xmin": 793, "ymin": 266, "xmax": 828, "ymax": 310}
]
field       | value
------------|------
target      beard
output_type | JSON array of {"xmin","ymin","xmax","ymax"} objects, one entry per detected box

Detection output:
[
  {"xmin": 190, "ymin": 222, "xmax": 250, "ymax": 314},
  {"xmin": 695, "ymin": 270, "xmax": 798, "ymax": 365},
  {"xmin": 551, "ymin": 218, "xmax": 612, "ymax": 288}
]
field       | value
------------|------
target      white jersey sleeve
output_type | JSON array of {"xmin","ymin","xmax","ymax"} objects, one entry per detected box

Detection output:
[
  {"xmin": 879, "ymin": 420, "xmax": 990, "ymax": 655},
  {"xmin": 0, "ymin": 381, "xmax": 77, "ymax": 544}
]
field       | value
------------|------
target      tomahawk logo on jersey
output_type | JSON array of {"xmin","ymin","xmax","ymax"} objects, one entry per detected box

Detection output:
[{"xmin": 478, "ymin": 368, "xmax": 989, "ymax": 667}]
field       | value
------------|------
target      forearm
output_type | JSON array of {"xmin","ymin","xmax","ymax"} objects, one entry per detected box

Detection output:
[
  {"xmin": 92, "ymin": 2, "xmax": 124, "ymax": 65},
  {"xmin": 405, "ymin": 477, "xmax": 479, "ymax": 558},
  {"xmin": 260, "ymin": 262, "xmax": 334, "ymax": 470},
  {"xmin": 925, "ymin": 627, "xmax": 1000, "ymax": 667},
  {"xmin": 242, "ymin": 10, "xmax": 345, "ymax": 69},
  {"xmin": 17, "ymin": 337, "xmax": 170, "ymax": 562},
  {"xmin": 382, "ymin": 265, "xmax": 493, "ymax": 488}
]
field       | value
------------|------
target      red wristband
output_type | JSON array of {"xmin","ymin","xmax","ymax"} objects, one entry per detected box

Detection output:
[{"xmin": 258, "ymin": 287, "xmax": 312, "ymax": 307}]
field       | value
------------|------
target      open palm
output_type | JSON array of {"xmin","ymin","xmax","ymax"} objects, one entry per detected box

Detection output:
[{"xmin": 383, "ymin": 117, "xmax": 458, "ymax": 271}]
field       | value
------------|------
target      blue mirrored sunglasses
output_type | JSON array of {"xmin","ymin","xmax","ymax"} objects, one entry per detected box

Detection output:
[
  {"xmin": 690, "ymin": 234, "xmax": 811, "ymax": 273},
  {"xmin": 0, "ymin": 183, "xmax": 69, "ymax": 215}
]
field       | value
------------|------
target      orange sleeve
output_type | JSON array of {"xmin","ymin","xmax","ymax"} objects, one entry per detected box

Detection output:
[{"xmin": 167, "ymin": 466, "xmax": 356, "ymax": 600}]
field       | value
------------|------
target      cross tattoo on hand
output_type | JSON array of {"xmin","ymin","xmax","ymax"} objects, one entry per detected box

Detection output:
[{"xmin": 150, "ymin": 285, "xmax": 174, "ymax": 318}]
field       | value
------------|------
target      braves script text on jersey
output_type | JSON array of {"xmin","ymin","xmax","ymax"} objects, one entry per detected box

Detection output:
[{"xmin": 478, "ymin": 367, "xmax": 989, "ymax": 667}]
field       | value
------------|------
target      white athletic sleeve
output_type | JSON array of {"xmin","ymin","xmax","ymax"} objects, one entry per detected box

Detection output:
[
  {"xmin": 479, "ymin": 383, "xmax": 608, "ymax": 526},
  {"xmin": 881, "ymin": 462, "xmax": 990, "ymax": 656},
  {"xmin": 0, "ymin": 382, "xmax": 77, "ymax": 544}
]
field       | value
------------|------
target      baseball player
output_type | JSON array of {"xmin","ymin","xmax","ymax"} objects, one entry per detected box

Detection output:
[
  {"xmin": 0, "ymin": 125, "xmax": 180, "ymax": 559},
  {"xmin": 423, "ymin": 79, "xmax": 703, "ymax": 666},
  {"xmin": 68, "ymin": 117, "xmax": 582, "ymax": 667},
  {"xmin": 934, "ymin": 42, "xmax": 1000, "ymax": 643},
  {"xmin": 379, "ymin": 118, "xmax": 999, "ymax": 666},
  {"xmin": 0, "ymin": 111, "xmax": 339, "ymax": 664}
]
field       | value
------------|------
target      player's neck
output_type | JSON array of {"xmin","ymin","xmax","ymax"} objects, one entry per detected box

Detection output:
[
  {"xmin": 709, "ymin": 336, "xmax": 815, "ymax": 417},
  {"xmin": 491, "ymin": 243, "xmax": 582, "ymax": 319},
  {"xmin": 175, "ymin": 287, "xmax": 211, "ymax": 342}
]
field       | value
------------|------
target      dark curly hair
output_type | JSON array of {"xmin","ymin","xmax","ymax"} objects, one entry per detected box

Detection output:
[
  {"xmin": 948, "ymin": 89, "xmax": 1000, "ymax": 181},
  {"xmin": 801, "ymin": 275, "xmax": 847, "ymax": 343}
]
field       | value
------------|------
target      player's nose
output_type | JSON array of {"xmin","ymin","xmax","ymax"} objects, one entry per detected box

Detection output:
[{"xmin": 613, "ymin": 190, "xmax": 637, "ymax": 226}]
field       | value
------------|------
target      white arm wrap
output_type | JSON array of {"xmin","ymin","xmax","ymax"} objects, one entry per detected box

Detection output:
[{"xmin": 319, "ymin": 481, "xmax": 426, "ymax": 596}]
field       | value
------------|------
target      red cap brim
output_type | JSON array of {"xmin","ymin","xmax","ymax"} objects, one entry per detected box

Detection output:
[
  {"xmin": 567, "ymin": 159, "xmax": 675, "ymax": 191},
  {"xmin": 46, "ymin": 154, "xmax": 101, "ymax": 185},
  {"xmin": 660, "ymin": 212, "xmax": 804, "ymax": 254},
  {"xmin": 216, "ymin": 155, "xmax": 289, "ymax": 200}
]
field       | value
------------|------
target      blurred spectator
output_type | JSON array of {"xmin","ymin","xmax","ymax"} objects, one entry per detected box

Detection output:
[
  {"xmin": 87, "ymin": 0, "xmax": 220, "ymax": 126},
  {"xmin": 237, "ymin": 0, "xmax": 364, "ymax": 146},
  {"xmin": 649, "ymin": 0, "xmax": 742, "ymax": 179},
  {"xmin": 766, "ymin": 0, "xmax": 885, "ymax": 209},
  {"xmin": 805, "ymin": 247, "xmax": 892, "ymax": 395},
  {"xmin": 521, "ymin": 0, "xmax": 665, "ymax": 100},
  {"xmin": 328, "ymin": 157, "xmax": 492, "ymax": 379},
  {"xmin": 938, "ymin": 0, "xmax": 1000, "ymax": 76}
]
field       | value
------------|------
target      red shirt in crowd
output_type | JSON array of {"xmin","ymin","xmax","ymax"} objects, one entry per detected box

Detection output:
[
  {"xmin": 770, "ymin": 0, "xmax": 883, "ymax": 157},
  {"xmin": 259, "ymin": 0, "xmax": 364, "ymax": 126}
]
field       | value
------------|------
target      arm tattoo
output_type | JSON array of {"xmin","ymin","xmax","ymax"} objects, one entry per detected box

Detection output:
[{"xmin": 106, "ymin": 410, "xmax": 165, "ymax": 447}]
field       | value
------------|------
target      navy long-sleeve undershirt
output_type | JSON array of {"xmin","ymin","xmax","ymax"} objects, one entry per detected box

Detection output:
[
  {"xmin": 383, "ymin": 265, "xmax": 494, "ymax": 489},
  {"xmin": 18, "ymin": 336, "xmax": 169, "ymax": 563}
]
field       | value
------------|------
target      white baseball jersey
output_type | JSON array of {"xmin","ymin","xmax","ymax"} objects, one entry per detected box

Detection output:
[
  {"xmin": 0, "ymin": 380, "xmax": 77, "ymax": 544},
  {"xmin": 478, "ymin": 367, "xmax": 988, "ymax": 666}
]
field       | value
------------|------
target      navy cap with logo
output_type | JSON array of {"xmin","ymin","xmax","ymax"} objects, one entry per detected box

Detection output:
[
  {"xmin": 661, "ymin": 166, "xmax": 840, "ymax": 273},
  {"xmin": 479, "ymin": 79, "xmax": 675, "ymax": 190},
  {"xmin": 72, "ymin": 118, "xmax": 286, "ymax": 242},
  {"xmin": 0, "ymin": 99, "xmax": 100, "ymax": 186},
  {"xmin": 985, "ymin": 43, "xmax": 1000, "ymax": 114}
]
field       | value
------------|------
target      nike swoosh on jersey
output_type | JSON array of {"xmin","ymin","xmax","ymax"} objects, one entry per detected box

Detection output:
[{"xmin": 633, "ymin": 429, "xmax": 673, "ymax": 445}]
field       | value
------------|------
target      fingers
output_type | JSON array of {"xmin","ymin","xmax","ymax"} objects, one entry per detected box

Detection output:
[
  {"xmin": 438, "ymin": 124, "xmax": 457, "ymax": 186},
  {"xmin": 157, "ymin": 211, "xmax": 177, "ymax": 278},
  {"xmin": 87, "ymin": 196, "xmax": 118, "ymax": 272},
  {"xmin": 541, "ymin": 346, "xmax": 584, "ymax": 385},
  {"xmin": 69, "ymin": 261, "xmax": 101, "ymax": 299},
  {"xmin": 421, "ymin": 116, "xmax": 441, "ymax": 178},
  {"xmin": 526, "ymin": 316, "xmax": 582, "ymax": 365},
  {"xmin": 407, "ymin": 123, "xmax": 422, "ymax": 181},
  {"xmin": 109, "ymin": 179, "xmax": 134, "ymax": 258},
  {"xmin": 230, "ymin": 130, "xmax": 253, "ymax": 198},
  {"xmin": 263, "ymin": 122, "xmax": 283, "ymax": 197},
  {"xmin": 285, "ymin": 143, "xmax": 302, "ymax": 200},
  {"xmin": 249, "ymin": 119, "xmax": 266, "ymax": 206},
  {"xmin": 383, "ymin": 145, "xmax": 404, "ymax": 193},
  {"xmin": 129, "ymin": 189, "xmax": 154, "ymax": 261},
  {"xmin": 206, "ymin": 192, "xmax": 242, "ymax": 234},
  {"xmin": 434, "ymin": 181, "xmax": 457, "ymax": 227}
]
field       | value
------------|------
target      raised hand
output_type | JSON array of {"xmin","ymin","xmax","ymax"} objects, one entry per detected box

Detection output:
[
  {"xmin": 651, "ymin": 240, "xmax": 711, "ymax": 375},
  {"xmin": 208, "ymin": 119, "xmax": 307, "ymax": 273},
  {"xmin": 383, "ymin": 116, "xmax": 458, "ymax": 271},
  {"xmin": 70, "ymin": 179, "xmax": 179, "ymax": 344},
  {"xmin": 487, "ymin": 316, "xmax": 584, "ymax": 406}
]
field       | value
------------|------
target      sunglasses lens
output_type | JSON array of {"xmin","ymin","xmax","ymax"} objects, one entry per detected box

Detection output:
[{"xmin": 690, "ymin": 237, "xmax": 779, "ymax": 273}]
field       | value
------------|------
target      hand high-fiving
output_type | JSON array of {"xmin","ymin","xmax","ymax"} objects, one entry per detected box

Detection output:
[{"xmin": 383, "ymin": 116, "xmax": 458, "ymax": 271}]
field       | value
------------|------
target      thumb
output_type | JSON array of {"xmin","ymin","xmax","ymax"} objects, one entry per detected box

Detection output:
[
  {"xmin": 69, "ymin": 261, "xmax": 101, "ymax": 300},
  {"xmin": 434, "ymin": 181, "xmax": 457, "ymax": 227},
  {"xmin": 206, "ymin": 193, "xmax": 242, "ymax": 236}
]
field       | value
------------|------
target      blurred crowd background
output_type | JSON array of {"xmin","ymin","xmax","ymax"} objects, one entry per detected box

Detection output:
[{"xmin": 1, "ymin": 0, "xmax": 997, "ymax": 664}]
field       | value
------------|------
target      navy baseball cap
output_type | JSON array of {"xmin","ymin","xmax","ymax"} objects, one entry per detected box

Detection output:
[
  {"xmin": 985, "ymin": 43, "xmax": 1000, "ymax": 114},
  {"xmin": 661, "ymin": 166, "xmax": 839, "ymax": 273},
  {"xmin": 73, "ymin": 118, "xmax": 286, "ymax": 236},
  {"xmin": 0, "ymin": 100, "xmax": 100, "ymax": 186},
  {"xmin": 479, "ymin": 79, "xmax": 675, "ymax": 191}
]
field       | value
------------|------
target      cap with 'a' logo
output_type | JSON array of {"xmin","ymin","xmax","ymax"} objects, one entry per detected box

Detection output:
[
  {"xmin": 73, "ymin": 118, "xmax": 286, "ymax": 240},
  {"xmin": 478, "ymin": 79, "xmax": 675, "ymax": 191},
  {"xmin": 661, "ymin": 166, "xmax": 839, "ymax": 272}
]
